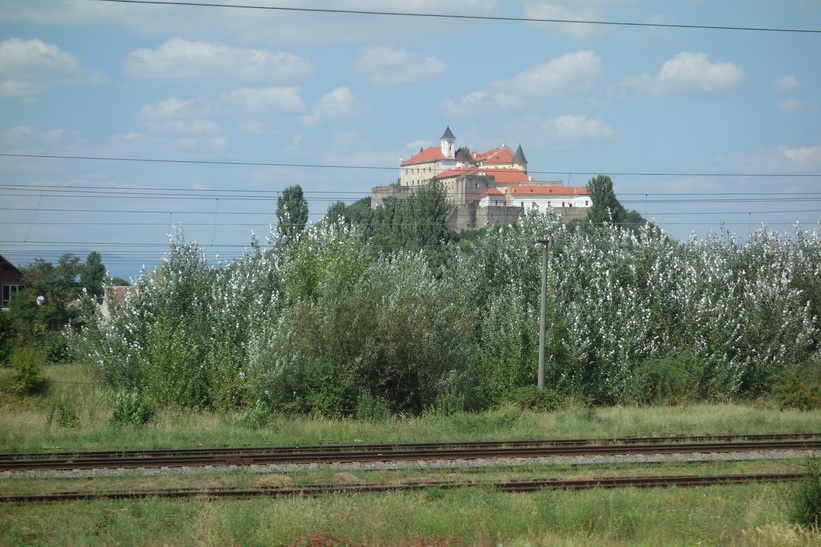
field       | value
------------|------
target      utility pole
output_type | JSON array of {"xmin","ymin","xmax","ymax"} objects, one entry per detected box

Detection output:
[{"xmin": 537, "ymin": 237, "xmax": 549, "ymax": 390}]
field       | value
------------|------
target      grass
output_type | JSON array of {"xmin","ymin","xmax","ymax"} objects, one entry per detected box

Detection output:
[{"xmin": 1, "ymin": 364, "xmax": 821, "ymax": 545}]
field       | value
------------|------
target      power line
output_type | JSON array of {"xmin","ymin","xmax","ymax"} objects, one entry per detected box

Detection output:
[
  {"xmin": 94, "ymin": 0, "xmax": 821, "ymax": 34},
  {"xmin": 2, "ymin": 153, "xmax": 819, "ymax": 179}
]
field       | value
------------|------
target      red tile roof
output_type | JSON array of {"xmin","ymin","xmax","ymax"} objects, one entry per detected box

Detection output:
[
  {"xmin": 473, "ymin": 146, "xmax": 515, "ymax": 164},
  {"xmin": 436, "ymin": 167, "xmax": 536, "ymax": 184},
  {"xmin": 402, "ymin": 146, "xmax": 446, "ymax": 165},
  {"xmin": 481, "ymin": 188, "xmax": 505, "ymax": 197}
]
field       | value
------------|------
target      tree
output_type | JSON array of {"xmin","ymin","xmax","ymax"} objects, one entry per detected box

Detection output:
[
  {"xmin": 80, "ymin": 251, "xmax": 106, "ymax": 301},
  {"xmin": 276, "ymin": 184, "xmax": 309, "ymax": 241},
  {"xmin": 584, "ymin": 175, "xmax": 647, "ymax": 231}
]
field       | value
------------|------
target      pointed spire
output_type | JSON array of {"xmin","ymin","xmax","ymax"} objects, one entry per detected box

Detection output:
[
  {"xmin": 441, "ymin": 125, "xmax": 456, "ymax": 140},
  {"xmin": 513, "ymin": 144, "xmax": 527, "ymax": 165}
]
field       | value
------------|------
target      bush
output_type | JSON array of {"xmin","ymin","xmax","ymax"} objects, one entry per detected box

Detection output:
[
  {"xmin": 40, "ymin": 334, "xmax": 73, "ymax": 364},
  {"xmin": 110, "ymin": 390, "xmax": 156, "ymax": 426},
  {"xmin": 791, "ymin": 458, "xmax": 821, "ymax": 527},
  {"xmin": 503, "ymin": 385, "xmax": 563, "ymax": 412},
  {"xmin": 773, "ymin": 361, "xmax": 821, "ymax": 410},
  {"xmin": 236, "ymin": 400, "xmax": 275, "ymax": 429},
  {"xmin": 355, "ymin": 392, "xmax": 391, "ymax": 421},
  {"xmin": 8, "ymin": 345, "xmax": 47, "ymax": 395},
  {"xmin": 48, "ymin": 394, "xmax": 80, "ymax": 428}
]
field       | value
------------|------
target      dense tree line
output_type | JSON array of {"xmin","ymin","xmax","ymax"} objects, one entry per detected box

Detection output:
[{"xmin": 71, "ymin": 178, "xmax": 821, "ymax": 414}]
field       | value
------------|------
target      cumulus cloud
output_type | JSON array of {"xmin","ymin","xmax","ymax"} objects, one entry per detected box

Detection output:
[
  {"xmin": 350, "ymin": 44, "xmax": 446, "ymax": 85},
  {"xmin": 299, "ymin": 87, "xmax": 367, "ymax": 126},
  {"xmin": 124, "ymin": 38, "xmax": 313, "ymax": 84},
  {"xmin": 492, "ymin": 50, "xmax": 602, "ymax": 97},
  {"xmin": 442, "ymin": 51, "xmax": 603, "ymax": 115},
  {"xmin": 774, "ymin": 75, "xmax": 800, "ymax": 92},
  {"xmin": 621, "ymin": 52, "xmax": 744, "ymax": 97},
  {"xmin": 0, "ymin": 38, "xmax": 104, "ymax": 102},
  {"xmin": 219, "ymin": 87, "xmax": 307, "ymax": 113},
  {"xmin": 545, "ymin": 114, "xmax": 615, "ymax": 143}
]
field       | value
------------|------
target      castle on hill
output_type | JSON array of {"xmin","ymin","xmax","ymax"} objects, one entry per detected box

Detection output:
[{"xmin": 371, "ymin": 126, "xmax": 591, "ymax": 230}]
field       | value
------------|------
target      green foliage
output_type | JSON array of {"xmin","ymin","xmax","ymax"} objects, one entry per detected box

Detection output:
[
  {"xmin": 773, "ymin": 360, "xmax": 821, "ymax": 410},
  {"xmin": 427, "ymin": 390, "xmax": 466, "ymax": 417},
  {"xmin": 48, "ymin": 393, "xmax": 80, "ymax": 428},
  {"xmin": 0, "ymin": 310, "xmax": 15, "ymax": 365},
  {"xmin": 584, "ymin": 175, "xmax": 646, "ymax": 231},
  {"xmin": 110, "ymin": 390, "xmax": 156, "ymax": 426},
  {"xmin": 8, "ymin": 344, "xmax": 47, "ymax": 395},
  {"xmin": 791, "ymin": 458, "xmax": 821, "ymax": 527},
  {"xmin": 355, "ymin": 391, "xmax": 392, "ymax": 421},
  {"xmin": 503, "ymin": 385, "xmax": 563, "ymax": 412},
  {"xmin": 75, "ymin": 207, "xmax": 821, "ymax": 413},
  {"xmin": 80, "ymin": 251, "xmax": 107, "ymax": 301},
  {"xmin": 236, "ymin": 400, "xmax": 275, "ymax": 429},
  {"xmin": 40, "ymin": 333, "xmax": 73, "ymax": 364},
  {"xmin": 276, "ymin": 184, "xmax": 309, "ymax": 241},
  {"xmin": 629, "ymin": 347, "xmax": 703, "ymax": 405}
]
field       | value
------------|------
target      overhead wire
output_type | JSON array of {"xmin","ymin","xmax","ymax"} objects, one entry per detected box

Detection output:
[{"xmin": 94, "ymin": 0, "xmax": 821, "ymax": 34}]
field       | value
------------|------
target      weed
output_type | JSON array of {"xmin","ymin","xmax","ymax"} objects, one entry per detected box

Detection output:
[
  {"xmin": 48, "ymin": 393, "xmax": 80, "ymax": 428},
  {"xmin": 355, "ymin": 392, "xmax": 391, "ymax": 422},
  {"xmin": 110, "ymin": 390, "xmax": 156, "ymax": 426},
  {"xmin": 237, "ymin": 400, "xmax": 274, "ymax": 429},
  {"xmin": 791, "ymin": 458, "xmax": 821, "ymax": 528}
]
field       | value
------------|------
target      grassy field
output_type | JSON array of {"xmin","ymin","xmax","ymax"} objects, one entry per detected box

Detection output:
[{"xmin": 1, "ymin": 364, "xmax": 820, "ymax": 545}]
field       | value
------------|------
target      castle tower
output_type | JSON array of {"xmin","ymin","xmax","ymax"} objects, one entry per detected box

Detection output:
[
  {"xmin": 513, "ymin": 144, "xmax": 528, "ymax": 173},
  {"xmin": 440, "ymin": 125, "xmax": 456, "ymax": 159}
]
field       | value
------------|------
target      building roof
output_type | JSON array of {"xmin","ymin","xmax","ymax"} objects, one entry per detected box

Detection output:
[
  {"xmin": 473, "ymin": 146, "xmax": 515, "ymax": 165},
  {"xmin": 401, "ymin": 146, "xmax": 447, "ymax": 166},
  {"xmin": 436, "ymin": 167, "xmax": 537, "ymax": 184},
  {"xmin": 481, "ymin": 188, "xmax": 505, "ymax": 197},
  {"xmin": 0, "ymin": 254, "xmax": 23, "ymax": 277},
  {"xmin": 441, "ymin": 125, "xmax": 456, "ymax": 140},
  {"xmin": 508, "ymin": 185, "xmax": 590, "ymax": 197},
  {"xmin": 513, "ymin": 144, "xmax": 527, "ymax": 165}
]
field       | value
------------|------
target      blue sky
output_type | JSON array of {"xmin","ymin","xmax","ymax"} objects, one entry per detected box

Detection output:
[{"xmin": 1, "ymin": 0, "xmax": 820, "ymax": 280}]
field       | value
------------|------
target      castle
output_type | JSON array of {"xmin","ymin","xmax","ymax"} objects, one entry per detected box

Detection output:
[{"xmin": 371, "ymin": 127, "xmax": 591, "ymax": 230}]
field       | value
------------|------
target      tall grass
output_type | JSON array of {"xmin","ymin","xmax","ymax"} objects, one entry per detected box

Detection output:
[{"xmin": 2, "ymin": 484, "xmax": 818, "ymax": 545}]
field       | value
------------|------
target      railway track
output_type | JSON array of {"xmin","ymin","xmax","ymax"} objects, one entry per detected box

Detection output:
[
  {"xmin": 0, "ymin": 472, "xmax": 807, "ymax": 504},
  {"xmin": 2, "ymin": 433, "xmax": 819, "ymax": 473}
]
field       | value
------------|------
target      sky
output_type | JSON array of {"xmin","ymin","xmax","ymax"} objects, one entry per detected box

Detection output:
[{"xmin": 1, "ymin": 0, "xmax": 820, "ymax": 280}]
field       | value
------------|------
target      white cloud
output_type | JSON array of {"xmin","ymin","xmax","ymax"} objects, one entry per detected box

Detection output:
[
  {"xmin": 0, "ymin": 125, "xmax": 64, "ymax": 147},
  {"xmin": 124, "ymin": 38, "xmax": 313, "ymax": 84},
  {"xmin": 137, "ymin": 97, "xmax": 211, "ymax": 121},
  {"xmin": 299, "ymin": 87, "xmax": 367, "ymax": 126},
  {"xmin": 492, "ymin": 50, "xmax": 602, "ymax": 97},
  {"xmin": 219, "ymin": 87, "xmax": 307, "ymax": 113},
  {"xmin": 778, "ymin": 98, "xmax": 818, "ymax": 113},
  {"xmin": 443, "ymin": 51, "xmax": 602, "ymax": 115},
  {"xmin": 544, "ymin": 115, "xmax": 615, "ymax": 144},
  {"xmin": 350, "ymin": 44, "xmax": 446, "ymax": 85},
  {"xmin": 774, "ymin": 75, "xmax": 800, "ymax": 92},
  {"xmin": 0, "ymin": 38, "xmax": 104, "ymax": 101},
  {"xmin": 621, "ymin": 52, "xmax": 744, "ymax": 97}
]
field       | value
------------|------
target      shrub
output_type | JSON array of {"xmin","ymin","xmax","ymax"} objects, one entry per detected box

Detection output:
[
  {"xmin": 110, "ymin": 390, "xmax": 155, "ymax": 426},
  {"xmin": 629, "ymin": 347, "xmax": 702, "ymax": 405},
  {"xmin": 236, "ymin": 400, "xmax": 275, "ymax": 429},
  {"xmin": 8, "ymin": 345, "xmax": 47, "ymax": 395},
  {"xmin": 503, "ymin": 385, "xmax": 563, "ymax": 412},
  {"xmin": 40, "ymin": 333, "xmax": 73, "ymax": 364},
  {"xmin": 773, "ymin": 360, "xmax": 821, "ymax": 410},
  {"xmin": 791, "ymin": 458, "xmax": 821, "ymax": 527},
  {"xmin": 48, "ymin": 394, "xmax": 80, "ymax": 428},
  {"xmin": 355, "ymin": 392, "xmax": 392, "ymax": 421}
]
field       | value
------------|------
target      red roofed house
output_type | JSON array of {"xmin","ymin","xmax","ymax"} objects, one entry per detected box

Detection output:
[{"xmin": 372, "ymin": 127, "xmax": 590, "ymax": 229}]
